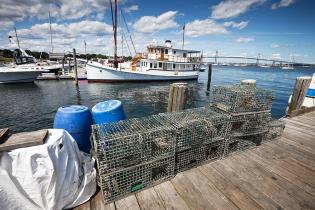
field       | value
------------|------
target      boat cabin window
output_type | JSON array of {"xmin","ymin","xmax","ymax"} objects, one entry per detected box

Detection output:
[
  {"xmin": 173, "ymin": 64, "xmax": 176, "ymax": 69},
  {"xmin": 154, "ymin": 63, "xmax": 157, "ymax": 68},
  {"xmin": 15, "ymin": 56, "xmax": 36, "ymax": 65},
  {"xmin": 150, "ymin": 63, "xmax": 152, "ymax": 68},
  {"xmin": 159, "ymin": 62, "xmax": 162, "ymax": 68},
  {"xmin": 183, "ymin": 53, "xmax": 187, "ymax": 58},
  {"xmin": 165, "ymin": 49, "xmax": 168, "ymax": 54},
  {"xmin": 173, "ymin": 50, "xmax": 176, "ymax": 54}
]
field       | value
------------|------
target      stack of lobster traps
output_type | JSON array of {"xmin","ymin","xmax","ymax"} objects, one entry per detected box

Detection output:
[
  {"xmin": 92, "ymin": 115, "xmax": 176, "ymax": 203},
  {"xmin": 91, "ymin": 83, "xmax": 286, "ymax": 204},
  {"xmin": 210, "ymin": 84, "xmax": 284, "ymax": 156},
  {"xmin": 158, "ymin": 107, "xmax": 230, "ymax": 173}
]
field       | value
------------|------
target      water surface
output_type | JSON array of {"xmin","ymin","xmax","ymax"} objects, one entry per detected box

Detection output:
[{"xmin": 1, "ymin": 66, "xmax": 314, "ymax": 133}]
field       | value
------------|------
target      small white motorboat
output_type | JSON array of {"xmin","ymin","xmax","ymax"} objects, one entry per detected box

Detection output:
[{"xmin": 0, "ymin": 66, "xmax": 45, "ymax": 83}]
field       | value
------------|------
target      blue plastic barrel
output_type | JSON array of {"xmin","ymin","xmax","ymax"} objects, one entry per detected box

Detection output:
[
  {"xmin": 92, "ymin": 100, "xmax": 126, "ymax": 125},
  {"xmin": 54, "ymin": 105, "xmax": 92, "ymax": 153}
]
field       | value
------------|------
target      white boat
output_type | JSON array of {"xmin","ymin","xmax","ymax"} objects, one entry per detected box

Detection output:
[
  {"xmin": 0, "ymin": 66, "xmax": 45, "ymax": 83},
  {"xmin": 259, "ymin": 64, "xmax": 271, "ymax": 68},
  {"xmin": 281, "ymin": 66, "xmax": 294, "ymax": 70},
  {"xmin": 87, "ymin": 40, "xmax": 200, "ymax": 82}
]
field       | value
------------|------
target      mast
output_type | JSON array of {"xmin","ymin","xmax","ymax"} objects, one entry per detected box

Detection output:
[
  {"xmin": 49, "ymin": 11, "xmax": 53, "ymax": 53},
  {"xmin": 120, "ymin": 10, "xmax": 124, "ymax": 59},
  {"xmin": 113, "ymin": 0, "xmax": 118, "ymax": 68},
  {"xmin": 182, "ymin": 23, "xmax": 185, "ymax": 50},
  {"xmin": 14, "ymin": 27, "xmax": 21, "ymax": 53}
]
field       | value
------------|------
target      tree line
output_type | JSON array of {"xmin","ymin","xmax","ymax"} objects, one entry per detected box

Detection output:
[{"xmin": 0, "ymin": 49, "xmax": 132, "ymax": 61}]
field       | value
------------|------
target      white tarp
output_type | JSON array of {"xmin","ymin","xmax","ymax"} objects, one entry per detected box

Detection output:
[{"xmin": 0, "ymin": 129, "xmax": 96, "ymax": 210}]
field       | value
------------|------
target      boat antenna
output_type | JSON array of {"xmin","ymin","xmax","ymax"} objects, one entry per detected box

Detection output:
[
  {"xmin": 182, "ymin": 23, "xmax": 185, "ymax": 50},
  {"xmin": 121, "ymin": 10, "xmax": 137, "ymax": 54},
  {"xmin": 14, "ymin": 27, "xmax": 21, "ymax": 54},
  {"xmin": 49, "ymin": 11, "xmax": 53, "ymax": 53}
]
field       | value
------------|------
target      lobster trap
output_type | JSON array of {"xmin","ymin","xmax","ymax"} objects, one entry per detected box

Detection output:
[
  {"xmin": 223, "ymin": 133, "xmax": 266, "ymax": 157},
  {"xmin": 175, "ymin": 139, "xmax": 225, "ymax": 173},
  {"xmin": 159, "ymin": 107, "xmax": 230, "ymax": 151},
  {"xmin": 98, "ymin": 156, "xmax": 175, "ymax": 203},
  {"xmin": 92, "ymin": 115, "xmax": 176, "ymax": 173},
  {"xmin": 211, "ymin": 85, "xmax": 274, "ymax": 113},
  {"xmin": 229, "ymin": 112, "xmax": 271, "ymax": 136},
  {"xmin": 264, "ymin": 118, "xmax": 285, "ymax": 142}
]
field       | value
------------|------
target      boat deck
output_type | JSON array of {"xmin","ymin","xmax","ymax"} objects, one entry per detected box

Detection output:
[{"xmin": 74, "ymin": 111, "xmax": 315, "ymax": 210}]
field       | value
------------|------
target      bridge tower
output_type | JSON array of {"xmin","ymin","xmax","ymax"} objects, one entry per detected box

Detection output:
[
  {"xmin": 215, "ymin": 50, "xmax": 218, "ymax": 64},
  {"xmin": 256, "ymin": 53, "xmax": 261, "ymax": 66}
]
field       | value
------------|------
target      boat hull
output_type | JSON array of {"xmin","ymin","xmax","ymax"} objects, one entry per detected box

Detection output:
[
  {"xmin": 0, "ymin": 70, "xmax": 42, "ymax": 83},
  {"xmin": 86, "ymin": 62, "xmax": 198, "ymax": 82}
]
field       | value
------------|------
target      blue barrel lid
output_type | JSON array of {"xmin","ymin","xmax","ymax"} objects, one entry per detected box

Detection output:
[
  {"xmin": 57, "ymin": 105, "xmax": 89, "ymax": 114},
  {"xmin": 92, "ymin": 100, "xmax": 122, "ymax": 113}
]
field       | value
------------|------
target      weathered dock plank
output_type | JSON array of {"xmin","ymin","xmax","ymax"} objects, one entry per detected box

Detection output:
[
  {"xmin": 153, "ymin": 181, "xmax": 190, "ymax": 210},
  {"xmin": 0, "ymin": 129, "xmax": 48, "ymax": 151},
  {"xmin": 0, "ymin": 128, "xmax": 9, "ymax": 142},
  {"xmin": 73, "ymin": 111, "xmax": 315, "ymax": 210}
]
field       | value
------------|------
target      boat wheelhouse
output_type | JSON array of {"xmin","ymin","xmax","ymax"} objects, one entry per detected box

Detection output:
[{"xmin": 133, "ymin": 40, "xmax": 201, "ymax": 71}]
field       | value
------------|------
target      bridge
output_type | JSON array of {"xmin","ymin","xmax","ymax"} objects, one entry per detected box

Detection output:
[{"xmin": 202, "ymin": 52, "xmax": 312, "ymax": 67}]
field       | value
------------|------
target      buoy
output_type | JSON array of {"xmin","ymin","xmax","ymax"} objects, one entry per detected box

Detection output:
[
  {"xmin": 92, "ymin": 100, "xmax": 126, "ymax": 125},
  {"xmin": 54, "ymin": 105, "xmax": 92, "ymax": 153}
]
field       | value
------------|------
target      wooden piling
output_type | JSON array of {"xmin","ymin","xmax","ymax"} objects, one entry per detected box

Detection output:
[
  {"xmin": 288, "ymin": 76, "xmax": 312, "ymax": 115},
  {"xmin": 68, "ymin": 58, "xmax": 71, "ymax": 72},
  {"xmin": 73, "ymin": 48, "xmax": 78, "ymax": 86},
  {"xmin": 241, "ymin": 79, "xmax": 256, "ymax": 87},
  {"xmin": 207, "ymin": 64, "xmax": 212, "ymax": 91},
  {"xmin": 167, "ymin": 83, "xmax": 188, "ymax": 112}
]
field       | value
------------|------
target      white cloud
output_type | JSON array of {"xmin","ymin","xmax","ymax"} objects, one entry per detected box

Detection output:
[
  {"xmin": 6, "ymin": 20, "xmax": 113, "ymax": 53},
  {"xmin": 0, "ymin": 0, "xmax": 108, "ymax": 23},
  {"xmin": 0, "ymin": 20, "xmax": 14, "ymax": 31},
  {"xmin": 123, "ymin": 5, "xmax": 139, "ymax": 13},
  {"xmin": 271, "ymin": 43, "xmax": 280, "ymax": 48},
  {"xmin": 223, "ymin": 21, "xmax": 249, "ymax": 30},
  {"xmin": 185, "ymin": 19, "xmax": 228, "ymax": 37},
  {"xmin": 133, "ymin": 11, "xmax": 179, "ymax": 33},
  {"xmin": 235, "ymin": 37, "xmax": 255, "ymax": 43},
  {"xmin": 271, "ymin": 0, "xmax": 295, "ymax": 9},
  {"xmin": 211, "ymin": 0, "xmax": 266, "ymax": 19}
]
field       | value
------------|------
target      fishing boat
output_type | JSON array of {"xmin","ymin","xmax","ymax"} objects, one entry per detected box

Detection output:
[
  {"xmin": 282, "ymin": 55, "xmax": 295, "ymax": 70},
  {"xmin": 87, "ymin": 40, "xmax": 200, "ymax": 82},
  {"xmin": 87, "ymin": 0, "xmax": 200, "ymax": 82}
]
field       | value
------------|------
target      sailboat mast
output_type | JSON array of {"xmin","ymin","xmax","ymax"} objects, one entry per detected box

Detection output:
[
  {"xmin": 14, "ymin": 27, "xmax": 21, "ymax": 53},
  {"xmin": 49, "ymin": 11, "xmax": 53, "ymax": 53},
  {"xmin": 114, "ymin": 0, "xmax": 118, "ymax": 68}
]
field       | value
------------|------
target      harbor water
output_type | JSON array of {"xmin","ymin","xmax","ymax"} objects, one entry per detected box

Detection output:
[{"xmin": 1, "ymin": 66, "xmax": 315, "ymax": 133}]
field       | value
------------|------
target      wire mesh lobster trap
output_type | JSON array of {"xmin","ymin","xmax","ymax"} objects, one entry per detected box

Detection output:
[
  {"xmin": 98, "ymin": 156, "xmax": 175, "ymax": 203},
  {"xmin": 211, "ymin": 85, "xmax": 274, "ymax": 113},
  {"xmin": 264, "ymin": 118, "xmax": 285, "ymax": 142},
  {"xmin": 92, "ymin": 115, "xmax": 176, "ymax": 173},
  {"xmin": 229, "ymin": 112, "xmax": 271, "ymax": 136},
  {"xmin": 175, "ymin": 139, "xmax": 225, "ymax": 173},
  {"xmin": 223, "ymin": 133, "xmax": 266, "ymax": 157},
  {"xmin": 159, "ymin": 107, "xmax": 230, "ymax": 152}
]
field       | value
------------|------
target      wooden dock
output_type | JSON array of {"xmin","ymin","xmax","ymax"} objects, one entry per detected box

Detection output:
[{"xmin": 74, "ymin": 111, "xmax": 315, "ymax": 210}]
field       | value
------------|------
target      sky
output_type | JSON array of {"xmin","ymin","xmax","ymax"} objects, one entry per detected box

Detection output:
[{"xmin": 0, "ymin": 0, "xmax": 314, "ymax": 63}]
